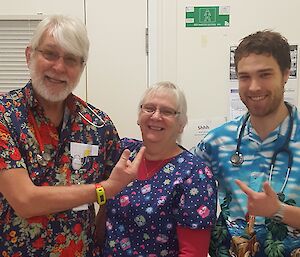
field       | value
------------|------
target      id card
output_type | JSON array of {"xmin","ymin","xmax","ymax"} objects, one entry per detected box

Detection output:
[{"xmin": 70, "ymin": 142, "xmax": 99, "ymax": 158}]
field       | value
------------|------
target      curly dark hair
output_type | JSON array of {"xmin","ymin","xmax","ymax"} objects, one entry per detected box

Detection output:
[{"xmin": 234, "ymin": 30, "xmax": 291, "ymax": 74}]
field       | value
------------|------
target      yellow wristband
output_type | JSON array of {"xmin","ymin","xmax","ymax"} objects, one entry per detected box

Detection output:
[{"xmin": 95, "ymin": 184, "xmax": 106, "ymax": 205}]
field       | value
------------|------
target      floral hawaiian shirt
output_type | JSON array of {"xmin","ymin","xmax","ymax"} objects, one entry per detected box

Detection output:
[
  {"xmin": 103, "ymin": 138, "xmax": 217, "ymax": 256},
  {"xmin": 194, "ymin": 103, "xmax": 300, "ymax": 257},
  {"xmin": 0, "ymin": 81, "xmax": 120, "ymax": 257}
]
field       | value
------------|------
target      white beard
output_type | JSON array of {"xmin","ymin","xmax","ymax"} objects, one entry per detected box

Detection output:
[{"xmin": 29, "ymin": 58, "xmax": 80, "ymax": 102}]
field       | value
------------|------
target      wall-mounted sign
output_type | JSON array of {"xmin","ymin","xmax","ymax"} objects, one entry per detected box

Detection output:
[
  {"xmin": 181, "ymin": 117, "xmax": 227, "ymax": 150},
  {"xmin": 186, "ymin": 6, "xmax": 230, "ymax": 27}
]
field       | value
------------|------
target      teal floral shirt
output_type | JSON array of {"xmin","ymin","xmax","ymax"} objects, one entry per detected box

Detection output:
[
  {"xmin": 0, "ymin": 82, "xmax": 120, "ymax": 256},
  {"xmin": 194, "ymin": 103, "xmax": 300, "ymax": 257}
]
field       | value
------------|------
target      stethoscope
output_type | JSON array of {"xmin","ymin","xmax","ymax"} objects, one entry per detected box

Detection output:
[
  {"xmin": 230, "ymin": 103, "xmax": 293, "ymax": 196},
  {"xmin": 78, "ymin": 103, "xmax": 105, "ymax": 129},
  {"xmin": 29, "ymin": 101, "xmax": 105, "ymax": 167},
  {"xmin": 73, "ymin": 102, "xmax": 105, "ymax": 170}
]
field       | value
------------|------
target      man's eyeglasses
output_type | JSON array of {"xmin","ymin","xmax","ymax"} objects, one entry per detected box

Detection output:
[
  {"xmin": 140, "ymin": 104, "xmax": 180, "ymax": 118},
  {"xmin": 35, "ymin": 48, "xmax": 84, "ymax": 68}
]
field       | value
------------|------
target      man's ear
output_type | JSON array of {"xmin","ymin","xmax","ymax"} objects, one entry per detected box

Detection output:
[
  {"xmin": 283, "ymin": 68, "xmax": 290, "ymax": 85},
  {"xmin": 25, "ymin": 46, "xmax": 32, "ymax": 67}
]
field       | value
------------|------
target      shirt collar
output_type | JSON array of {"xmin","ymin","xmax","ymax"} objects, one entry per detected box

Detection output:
[
  {"xmin": 241, "ymin": 103, "xmax": 297, "ymax": 143},
  {"xmin": 23, "ymin": 80, "xmax": 38, "ymax": 109}
]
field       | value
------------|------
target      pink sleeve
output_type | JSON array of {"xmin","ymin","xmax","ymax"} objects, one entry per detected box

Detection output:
[{"xmin": 176, "ymin": 226, "xmax": 211, "ymax": 257}]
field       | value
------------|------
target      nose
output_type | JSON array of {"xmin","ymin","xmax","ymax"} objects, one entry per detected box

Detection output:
[
  {"xmin": 249, "ymin": 78, "xmax": 261, "ymax": 91},
  {"xmin": 52, "ymin": 56, "xmax": 67, "ymax": 72},
  {"xmin": 150, "ymin": 109, "xmax": 162, "ymax": 119}
]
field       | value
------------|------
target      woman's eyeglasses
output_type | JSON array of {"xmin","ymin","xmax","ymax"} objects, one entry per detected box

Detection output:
[{"xmin": 140, "ymin": 104, "xmax": 180, "ymax": 118}]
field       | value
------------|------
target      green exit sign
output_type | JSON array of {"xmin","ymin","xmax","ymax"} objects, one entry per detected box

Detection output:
[{"xmin": 186, "ymin": 6, "xmax": 230, "ymax": 27}]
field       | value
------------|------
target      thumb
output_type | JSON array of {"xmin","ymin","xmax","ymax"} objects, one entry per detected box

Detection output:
[
  {"xmin": 118, "ymin": 149, "xmax": 130, "ymax": 167},
  {"xmin": 262, "ymin": 182, "xmax": 277, "ymax": 197},
  {"xmin": 131, "ymin": 146, "xmax": 146, "ymax": 168}
]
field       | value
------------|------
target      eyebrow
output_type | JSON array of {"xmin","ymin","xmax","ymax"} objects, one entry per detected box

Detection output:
[
  {"xmin": 39, "ymin": 43, "xmax": 58, "ymax": 49},
  {"xmin": 143, "ymin": 103, "xmax": 176, "ymax": 109},
  {"xmin": 257, "ymin": 68, "xmax": 274, "ymax": 73},
  {"xmin": 238, "ymin": 68, "xmax": 274, "ymax": 75}
]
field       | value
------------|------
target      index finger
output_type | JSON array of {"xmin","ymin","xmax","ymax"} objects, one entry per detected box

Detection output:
[{"xmin": 235, "ymin": 179, "xmax": 255, "ymax": 196}]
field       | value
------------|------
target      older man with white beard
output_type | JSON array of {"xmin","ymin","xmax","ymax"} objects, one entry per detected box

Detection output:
[{"xmin": 0, "ymin": 15, "xmax": 144, "ymax": 256}]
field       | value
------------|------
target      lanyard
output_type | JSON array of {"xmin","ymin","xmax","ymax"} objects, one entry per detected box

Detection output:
[{"xmin": 28, "ymin": 110, "xmax": 51, "ymax": 166}]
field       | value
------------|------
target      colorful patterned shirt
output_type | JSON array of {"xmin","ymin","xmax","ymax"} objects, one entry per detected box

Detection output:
[
  {"xmin": 0, "ymin": 82, "xmax": 120, "ymax": 256},
  {"xmin": 194, "ymin": 103, "xmax": 300, "ymax": 257},
  {"xmin": 103, "ymin": 138, "xmax": 217, "ymax": 257}
]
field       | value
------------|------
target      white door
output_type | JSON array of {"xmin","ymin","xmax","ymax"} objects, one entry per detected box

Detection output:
[{"xmin": 86, "ymin": 0, "xmax": 148, "ymax": 139}]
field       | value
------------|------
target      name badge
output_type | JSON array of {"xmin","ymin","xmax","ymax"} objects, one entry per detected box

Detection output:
[
  {"xmin": 70, "ymin": 142, "xmax": 99, "ymax": 158},
  {"xmin": 70, "ymin": 142, "xmax": 99, "ymax": 170}
]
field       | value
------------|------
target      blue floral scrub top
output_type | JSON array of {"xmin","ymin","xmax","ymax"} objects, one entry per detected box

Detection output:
[
  {"xmin": 103, "ymin": 138, "xmax": 217, "ymax": 257},
  {"xmin": 194, "ymin": 103, "xmax": 300, "ymax": 257},
  {"xmin": 0, "ymin": 82, "xmax": 120, "ymax": 256}
]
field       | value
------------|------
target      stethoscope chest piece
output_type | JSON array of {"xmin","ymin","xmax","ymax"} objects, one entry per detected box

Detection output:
[
  {"xmin": 72, "ymin": 155, "xmax": 82, "ymax": 171},
  {"xmin": 37, "ymin": 152, "xmax": 52, "ymax": 167},
  {"xmin": 42, "ymin": 152, "xmax": 51, "ymax": 162},
  {"xmin": 230, "ymin": 152, "xmax": 244, "ymax": 166},
  {"xmin": 277, "ymin": 192, "xmax": 285, "ymax": 201}
]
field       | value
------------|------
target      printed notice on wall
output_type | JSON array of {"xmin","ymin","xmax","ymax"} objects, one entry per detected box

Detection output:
[
  {"xmin": 229, "ymin": 45, "xmax": 299, "ymax": 119},
  {"xmin": 181, "ymin": 117, "xmax": 227, "ymax": 150},
  {"xmin": 186, "ymin": 6, "xmax": 230, "ymax": 27}
]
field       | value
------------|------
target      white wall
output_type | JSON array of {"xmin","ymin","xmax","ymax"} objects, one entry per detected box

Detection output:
[
  {"xmin": 85, "ymin": 0, "xmax": 148, "ymax": 139},
  {"xmin": 153, "ymin": 0, "xmax": 300, "ymax": 148}
]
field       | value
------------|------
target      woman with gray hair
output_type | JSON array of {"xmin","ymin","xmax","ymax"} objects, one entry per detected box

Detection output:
[{"xmin": 103, "ymin": 81, "xmax": 217, "ymax": 256}]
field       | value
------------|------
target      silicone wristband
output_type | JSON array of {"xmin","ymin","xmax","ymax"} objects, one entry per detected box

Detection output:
[{"xmin": 95, "ymin": 183, "xmax": 106, "ymax": 205}]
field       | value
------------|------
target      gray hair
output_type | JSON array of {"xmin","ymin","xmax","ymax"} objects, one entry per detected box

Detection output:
[
  {"xmin": 139, "ymin": 81, "xmax": 188, "ymax": 128},
  {"xmin": 29, "ymin": 15, "xmax": 89, "ymax": 63}
]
